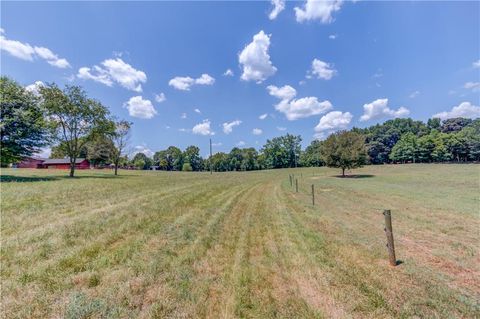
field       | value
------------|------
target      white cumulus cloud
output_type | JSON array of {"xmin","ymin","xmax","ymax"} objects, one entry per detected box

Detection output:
[
  {"xmin": 222, "ymin": 120, "xmax": 242, "ymax": 134},
  {"xmin": 78, "ymin": 58, "xmax": 147, "ymax": 92},
  {"xmin": 192, "ymin": 120, "xmax": 214, "ymax": 135},
  {"xmin": 464, "ymin": 82, "xmax": 480, "ymax": 92},
  {"xmin": 295, "ymin": 0, "xmax": 343, "ymax": 24},
  {"xmin": 360, "ymin": 98, "xmax": 410, "ymax": 122},
  {"xmin": 239, "ymin": 30, "xmax": 277, "ymax": 83},
  {"xmin": 433, "ymin": 102, "xmax": 480, "ymax": 120},
  {"xmin": 168, "ymin": 73, "xmax": 215, "ymax": 91},
  {"xmin": 25, "ymin": 81, "xmax": 45, "ymax": 96},
  {"xmin": 308, "ymin": 58, "xmax": 336, "ymax": 80},
  {"xmin": 154, "ymin": 92, "xmax": 166, "ymax": 103},
  {"xmin": 252, "ymin": 128, "xmax": 263, "ymax": 135},
  {"xmin": 194, "ymin": 108, "xmax": 201, "ymax": 114},
  {"xmin": 223, "ymin": 69, "xmax": 234, "ymax": 76},
  {"xmin": 473, "ymin": 60, "xmax": 480, "ymax": 68},
  {"xmin": 267, "ymin": 84, "xmax": 332, "ymax": 120},
  {"xmin": 123, "ymin": 96, "xmax": 157, "ymax": 119},
  {"xmin": 133, "ymin": 145, "xmax": 154, "ymax": 158},
  {"xmin": 236, "ymin": 141, "xmax": 246, "ymax": 147},
  {"xmin": 267, "ymin": 84, "xmax": 297, "ymax": 100},
  {"xmin": 0, "ymin": 31, "xmax": 70, "ymax": 68},
  {"xmin": 314, "ymin": 111, "xmax": 353, "ymax": 138},
  {"xmin": 259, "ymin": 113, "xmax": 268, "ymax": 120},
  {"xmin": 269, "ymin": 0, "xmax": 285, "ymax": 20}
]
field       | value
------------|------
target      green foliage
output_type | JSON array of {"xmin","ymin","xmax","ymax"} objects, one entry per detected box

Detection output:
[
  {"xmin": 300, "ymin": 140, "xmax": 324, "ymax": 167},
  {"xmin": 354, "ymin": 118, "xmax": 429, "ymax": 164},
  {"xmin": 261, "ymin": 134, "xmax": 302, "ymax": 169},
  {"xmin": 320, "ymin": 130, "xmax": 367, "ymax": 176},
  {"xmin": 0, "ymin": 77, "xmax": 48, "ymax": 164},
  {"xmin": 109, "ymin": 120, "xmax": 132, "ymax": 175},
  {"xmin": 182, "ymin": 162, "xmax": 193, "ymax": 171},
  {"xmin": 40, "ymin": 84, "xmax": 113, "ymax": 176},
  {"xmin": 183, "ymin": 145, "xmax": 202, "ymax": 171},
  {"xmin": 440, "ymin": 117, "xmax": 472, "ymax": 133},
  {"xmin": 132, "ymin": 152, "xmax": 152, "ymax": 170},
  {"xmin": 153, "ymin": 146, "xmax": 183, "ymax": 170}
]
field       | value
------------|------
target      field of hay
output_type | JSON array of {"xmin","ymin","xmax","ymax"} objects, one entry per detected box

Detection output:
[{"xmin": 1, "ymin": 164, "xmax": 479, "ymax": 318}]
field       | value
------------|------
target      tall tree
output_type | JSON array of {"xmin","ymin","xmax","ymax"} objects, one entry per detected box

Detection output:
[
  {"xmin": 300, "ymin": 140, "xmax": 324, "ymax": 167},
  {"xmin": 0, "ymin": 77, "xmax": 48, "ymax": 165},
  {"xmin": 320, "ymin": 130, "xmax": 368, "ymax": 177},
  {"xmin": 40, "ymin": 84, "xmax": 113, "ymax": 177},
  {"xmin": 261, "ymin": 134, "xmax": 302, "ymax": 169},
  {"xmin": 131, "ymin": 152, "xmax": 152, "ymax": 170},
  {"xmin": 110, "ymin": 120, "xmax": 132, "ymax": 175},
  {"xmin": 183, "ymin": 145, "xmax": 202, "ymax": 171}
]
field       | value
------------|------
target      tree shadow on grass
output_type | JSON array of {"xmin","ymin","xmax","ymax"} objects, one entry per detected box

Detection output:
[
  {"xmin": 0, "ymin": 174, "xmax": 125, "ymax": 183},
  {"xmin": 0, "ymin": 175, "xmax": 60, "ymax": 183},
  {"xmin": 333, "ymin": 174, "xmax": 375, "ymax": 179}
]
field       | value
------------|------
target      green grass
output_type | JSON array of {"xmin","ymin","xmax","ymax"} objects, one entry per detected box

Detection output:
[{"xmin": 1, "ymin": 164, "xmax": 479, "ymax": 318}]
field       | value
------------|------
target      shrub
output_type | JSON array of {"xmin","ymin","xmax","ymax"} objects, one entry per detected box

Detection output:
[{"xmin": 182, "ymin": 162, "xmax": 192, "ymax": 171}]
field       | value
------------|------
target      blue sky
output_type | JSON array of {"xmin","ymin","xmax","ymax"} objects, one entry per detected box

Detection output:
[{"xmin": 1, "ymin": 1, "xmax": 479, "ymax": 157}]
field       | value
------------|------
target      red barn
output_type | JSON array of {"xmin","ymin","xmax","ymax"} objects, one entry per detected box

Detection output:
[
  {"xmin": 17, "ymin": 157, "xmax": 46, "ymax": 168},
  {"xmin": 40, "ymin": 158, "xmax": 90, "ymax": 169}
]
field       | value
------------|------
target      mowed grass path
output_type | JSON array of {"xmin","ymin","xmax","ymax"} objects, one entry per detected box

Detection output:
[{"xmin": 1, "ymin": 164, "xmax": 479, "ymax": 318}]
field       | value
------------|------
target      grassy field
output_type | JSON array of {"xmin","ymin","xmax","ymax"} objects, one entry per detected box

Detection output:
[{"xmin": 1, "ymin": 164, "xmax": 479, "ymax": 318}]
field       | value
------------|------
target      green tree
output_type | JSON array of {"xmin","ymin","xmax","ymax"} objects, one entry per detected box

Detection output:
[
  {"xmin": 459, "ymin": 119, "xmax": 480, "ymax": 161},
  {"xmin": 109, "ymin": 120, "xmax": 131, "ymax": 175},
  {"xmin": 182, "ymin": 162, "xmax": 193, "ymax": 171},
  {"xmin": 85, "ymin": 135, "xmax": 114, "ymax": 167},
  {"xmin": 50, "ymin": 139, "xmax": 88, "ymax": 159},
  {"xmin": 320, "ymin": 131, "xmax": 368, "ymax": 177},
  {"xmin": 131, "ymin": 152, "xmax": 152, "ymax": 170},
  {"xmin": 40, "ymin": 84, "xmax": 113, "ymax": 177},
  {"xmin": 300, "ymin": 140, "xmax": 324, "ymax": 167},
  {"xmin": 261, "ymin": 134, "xmax": 302, "ymax": 169},
  {"xmin": 440, "ymin": 118, "xmax": 473, "ymax": 133},
  {"xmin": 389, "ymin": 132, "xmax": 418, "ymax": 163},
  {"xmin": 0, "ymin": 77, "xmax": 48, "ymax": 165},
  {"xmin": 183, "ymin": 145, "xmax": 202, "ymax": 171}
]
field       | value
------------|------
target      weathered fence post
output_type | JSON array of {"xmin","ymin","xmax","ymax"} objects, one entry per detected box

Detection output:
[
  {"xmin": 295, "ymin": 179, "xmax": 298, "ymax": 193},
  {"xmin": 311, "ymin": 184, "xmax": 315, "ymax": 205},
  {"xmin": 383, "ymin": 210, "xmax": 397, "ymax": 266}
]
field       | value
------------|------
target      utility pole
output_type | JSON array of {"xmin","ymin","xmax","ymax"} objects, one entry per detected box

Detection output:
[{"xmin": 209, "ymin": 138, "xmax": 213, "ymax": 175}]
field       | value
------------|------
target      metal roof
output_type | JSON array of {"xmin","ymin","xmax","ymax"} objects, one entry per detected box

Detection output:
[{"xmin": 42, "ymin": 158, "xmax": 87, "ymax": 164}]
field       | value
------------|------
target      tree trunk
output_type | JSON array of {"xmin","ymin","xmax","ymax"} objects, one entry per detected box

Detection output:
[
  {"xmin": 114, "ymin": 161, "xmax": 118, "ymax": 176},
  {"xmin": 342, "ymin": 167, "xmax": 345, "ymax": 177},
  {"xmin": 69, "ymin": 162, "xmax": 75, "ymax": 177}
]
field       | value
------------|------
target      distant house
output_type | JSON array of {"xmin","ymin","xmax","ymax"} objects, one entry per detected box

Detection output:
[
  {"xmin": 17, "ymin": 157, "xmax": 46, "ymax": 168},
  {"xmin": 40, "ymin": 158, "xmax": 90, "ymax": 169}
]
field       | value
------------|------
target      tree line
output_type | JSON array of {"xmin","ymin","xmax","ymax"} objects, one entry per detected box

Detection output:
[{"xmin": 1, "ymin": 76, "xmax": 479, "ymax": 177}]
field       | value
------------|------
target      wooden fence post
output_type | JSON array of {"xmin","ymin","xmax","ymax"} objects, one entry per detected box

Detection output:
[
  {"xmin": 383, "ymin": 210, "xmax": 397, "ymax": 266},
  {"xmin": 311, "ymin": 184, "xmax": 315, "ymax": 205},
  {"xmin": 289, "ymin": 175, "xmax": 292, "ymax": 187},
  {"xmin": 295, "ymin": 179, "xmax": 298, "ymax": 193}
]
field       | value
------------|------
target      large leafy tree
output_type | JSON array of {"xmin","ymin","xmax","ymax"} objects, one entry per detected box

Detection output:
[
  {"xmin": 261, "ymin": 134, "xmax": 302, "ymax": 169},
  {"xmin": 320, "ymin": 130, "xmax": 368, "ymax": 177},
  {"xmin": 183, "ymin": 145, "xmax": 203, "ymax": 171},
  {"xmin": 0, "ymin": 77, "xmax": 48, "ymax": 165},
  {"xmin": 389, "ymin": 132, "xmax": 418, "ymax": 163},
  {"xmin": 354, "ymin": 118, "xmax": 429, "ymax": 164},
  {"xmin": 300, "ymin": 140, "xmax": 324, "ymax": 167},
  {"xmin": 131, "ymin": 152, "xmax": 152, "ymax": 170},
  {"xmin": 40, "ymin": 84, "xmax": 113, "ymax": 177},
  {"xmin": 110, "ymin": 120, "xmax": 132, "ymax": 175},
  {"xmin": 153, "ymin": 146, "xmax": 183, "ymax": 170},
  {"xmin": 440, "ymin": 118, "xmax": 473, "ymax": 133}
]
